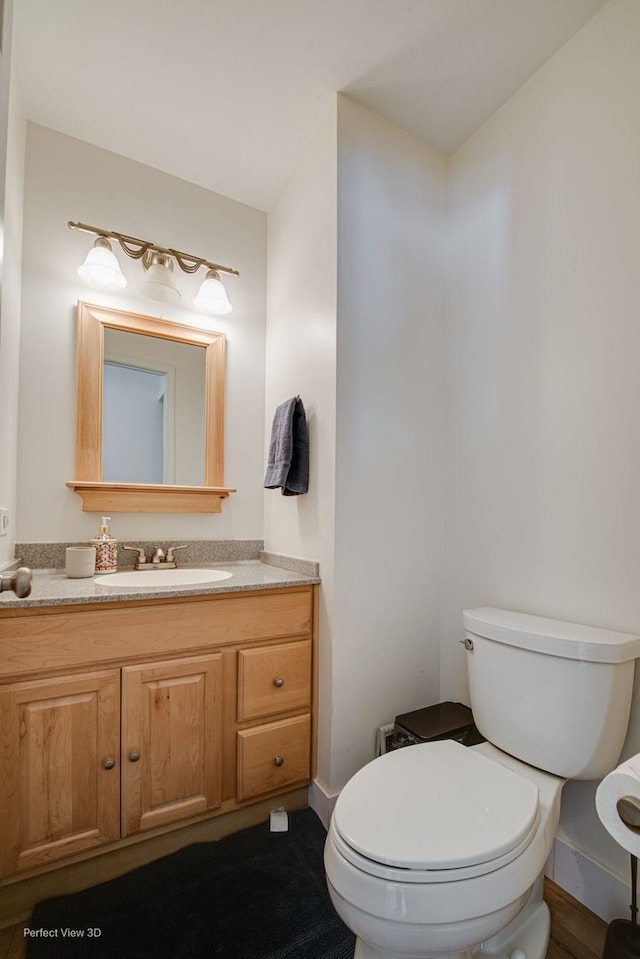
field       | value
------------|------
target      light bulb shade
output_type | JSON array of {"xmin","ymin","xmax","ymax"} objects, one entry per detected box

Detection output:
[
  {"xmin": 193, "ymin": 269, "xmax": 232, "ymax": 315},
  {"xmin": 77, "ymin": 237, "xmax": 127, "ymax": 290},
  {"xmin": 139, "ymin": 253, "xmax": 181, "ymax": 304}
]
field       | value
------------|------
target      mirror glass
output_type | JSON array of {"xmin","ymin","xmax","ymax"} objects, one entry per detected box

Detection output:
[{"xmin": 102, "ymin": 328, "xmax": 206, "ymax": 485}]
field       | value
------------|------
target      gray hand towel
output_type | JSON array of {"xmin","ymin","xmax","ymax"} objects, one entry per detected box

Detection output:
[{"xmin": 264, "ymin": 396, "xmax": 309, "ymax": 496}]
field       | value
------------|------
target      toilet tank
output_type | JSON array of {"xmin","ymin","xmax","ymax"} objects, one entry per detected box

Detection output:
[{"xmin": 463, "ymin": 608, "xmax": 640, "ymax": 780}]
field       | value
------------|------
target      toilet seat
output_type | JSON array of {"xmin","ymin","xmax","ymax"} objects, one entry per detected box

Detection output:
[{"xmin": 332, "ymin": 739, "xmax": 540, "ymax": 883}]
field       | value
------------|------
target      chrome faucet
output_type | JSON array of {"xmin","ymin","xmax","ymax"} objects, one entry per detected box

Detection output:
[
  {"xmin": 122, "ymin": 545, "xmax": 188, "ymax": 570},
  {"xmin": 0, "ymin": 567, "xmax": 33, "ymax": 598}
]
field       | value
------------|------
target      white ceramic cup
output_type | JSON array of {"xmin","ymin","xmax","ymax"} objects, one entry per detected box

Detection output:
[{"xmin": 65, "ymin": 546, "xmax": 97, "ymax": 578}]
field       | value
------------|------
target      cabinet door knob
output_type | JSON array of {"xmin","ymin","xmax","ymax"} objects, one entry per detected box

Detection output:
[
  {"xmin": 102, "ymin": 757, "xmax": 116, "ymax": 770},
  {"xmin": 273, "ymin": 755, "xmax": 284, "ymax": 767},
  {"xmin": 273, "ymin": 677, "xmax": 285, "ymax": 688},
  {"xmin": 128, "ymin": 749, "xmax": 141, "ymax": 763}
]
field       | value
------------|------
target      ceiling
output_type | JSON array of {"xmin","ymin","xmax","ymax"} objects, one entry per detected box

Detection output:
[{"xmin": 12, "ymin": 0, "xmax": 608, "ymax": 212}]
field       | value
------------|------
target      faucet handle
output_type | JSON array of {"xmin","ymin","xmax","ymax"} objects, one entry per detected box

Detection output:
[
  {"xmin": 166, "ymin": 544, "xmax": 188, "ymax": 564},
  {"xmin": 0, "ymin": 567, "xmax": 32, "ymax": 598},
  {"xmin": 123, "ymin": 545, "xmax": 147, "ymax": 566}
]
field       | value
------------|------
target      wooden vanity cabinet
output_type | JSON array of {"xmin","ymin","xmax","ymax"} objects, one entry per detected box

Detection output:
[{"xmin": 0, "ymin": 585, "xmax": 316, "ymax": 880}]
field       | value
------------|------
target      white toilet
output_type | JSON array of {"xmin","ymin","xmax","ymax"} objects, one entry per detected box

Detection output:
[{"xmin": 324, "ymin": 607, "xmax": 640, "ymax": 959}]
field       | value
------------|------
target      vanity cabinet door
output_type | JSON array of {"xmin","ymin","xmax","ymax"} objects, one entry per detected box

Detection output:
[
  {"xmin": 0, "ymin": 670, "xmax": 120, "ymax": 877},
  {"xmin": 121, "ymin": 653, "xmax": 224, "ymax": 836}
]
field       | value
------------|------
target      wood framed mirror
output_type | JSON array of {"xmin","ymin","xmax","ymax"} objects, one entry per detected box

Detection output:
[{"xmin": 67, "ymin": 302, "xmax": 235, "ymax": 513}]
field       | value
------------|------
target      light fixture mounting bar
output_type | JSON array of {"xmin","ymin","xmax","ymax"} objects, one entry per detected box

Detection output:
[{"xmin": 68, "ymin": 221, "xmax": 239, "ymax": 277}]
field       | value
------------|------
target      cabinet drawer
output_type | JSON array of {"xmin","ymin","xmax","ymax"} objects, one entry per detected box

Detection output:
[
  {"xmin": 237, "ymin": 640, "xmax": 311, "ymax": 722},
  {"xmin": 237, "ymin": 714, "xmax": 310, "ymax": 802}
]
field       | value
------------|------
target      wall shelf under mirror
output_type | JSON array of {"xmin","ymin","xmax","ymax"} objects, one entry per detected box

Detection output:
[{"xmin": 66, "ymin": 302, "xmax": 236, "ymax": 513}]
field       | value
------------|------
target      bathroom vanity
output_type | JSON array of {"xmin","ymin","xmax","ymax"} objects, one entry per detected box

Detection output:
[{"xmin": 0, "ymin": 567, "xmax": 318, "ymax": 899}]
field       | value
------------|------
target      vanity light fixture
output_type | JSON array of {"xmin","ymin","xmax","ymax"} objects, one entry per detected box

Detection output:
[
  {"xmin": 139, "ymin": 251, "xmax": 181, "ymax": 304},
  {"xmin": 193, "ymin": 269, "xmax": 232, "ymax": 316},
  {"xmin": 77, "ymin": 236, "xmax": 128, "ymax": 291},
  {"xmin": 69, "ymin": 220, "xmax": 238, "ymax": 315}
]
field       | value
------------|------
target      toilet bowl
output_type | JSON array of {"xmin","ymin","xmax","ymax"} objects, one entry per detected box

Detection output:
[
  {"xmin": 324, "ymin": 607, "xmax": 640, "ymax": 959},
  {"xmin": 325, "ymin": 740, "xmax": 563, "ymax": 959}
]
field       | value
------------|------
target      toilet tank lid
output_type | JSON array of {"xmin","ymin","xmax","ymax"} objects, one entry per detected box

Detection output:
[{"xmin": 463, "ymin": 608, "xmax": 640, "ymax": 664}]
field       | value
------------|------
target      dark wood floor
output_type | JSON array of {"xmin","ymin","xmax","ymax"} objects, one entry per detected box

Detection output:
[
  {"xmin": 0, "ymin": 878, "xmax": 608, "ymax": 959},
  {"xmin": 545, "ymin": 879, "xmax": 607, "ymax": 959}
]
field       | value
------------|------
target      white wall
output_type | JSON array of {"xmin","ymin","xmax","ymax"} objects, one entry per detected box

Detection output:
[
  {"xmin": 265, "ymin": 101, "xmax": 338, "ymax": 795},
  {"xmin": 0, "ymin": 0, "xmax": 25, "ymax": 569},
  {"xmin": 18, "ymin": 124, "xmax": 266, "ymax": 544},
  {"xmin": 444, "ymin": 0, "xmax": 640, "ymax": 886},
  {"xmin": 331, "ymin": 97, "xmax": 447, "ymax": 790},
  {"xmin": 265, "ymin": 97, "xmax": 447, "ymax": 796}
]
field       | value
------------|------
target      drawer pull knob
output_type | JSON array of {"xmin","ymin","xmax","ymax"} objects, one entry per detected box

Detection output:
[
  {"xmin": 128, "ymin": 749, "xmax": 141, "ymax": 763},
  {"xmin": 102, "ymin": 757, "xmax": 116, "ymax": 770},
  {"xmin": 273, "ymin": 677, "xmax": 285, "ymax": 688},
  {"xmin": 274, "ymin": 755, "xmax": 285, "ymax": 767}
]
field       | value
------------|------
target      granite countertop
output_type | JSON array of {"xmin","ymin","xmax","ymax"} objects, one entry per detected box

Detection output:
[{"xmin": 0, "ymin": 559, "xmax": 320, "ymax": 609}]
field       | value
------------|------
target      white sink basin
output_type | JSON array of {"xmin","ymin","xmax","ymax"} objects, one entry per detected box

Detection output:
[{"xmin": 94, "ymin": 569, "xmax": 232, "ymax": 588}]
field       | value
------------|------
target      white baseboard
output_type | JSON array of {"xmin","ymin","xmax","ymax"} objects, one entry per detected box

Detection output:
[
  {"xmin": 546, "ymin": 835, "xmax": 631, "ymax": 924},
  {"xmin": 308, "ymin": 779, "xmax": 338, "ymax": 829}
]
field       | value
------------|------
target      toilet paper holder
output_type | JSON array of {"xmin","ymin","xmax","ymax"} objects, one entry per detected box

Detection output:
[{"xmin": 617, "ymin": 796, "xmax": 640, "ymax": 833}]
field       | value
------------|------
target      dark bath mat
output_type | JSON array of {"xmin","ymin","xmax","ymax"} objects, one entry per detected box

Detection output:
[{"xmin": 26, "ymin": 808, "xmax": 355, "ymax": 959}]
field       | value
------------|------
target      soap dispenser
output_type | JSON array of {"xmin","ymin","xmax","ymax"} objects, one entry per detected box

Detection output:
[{"xmin": 92, "ymin": 516, "xmax": 118, "ymax": 574}]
